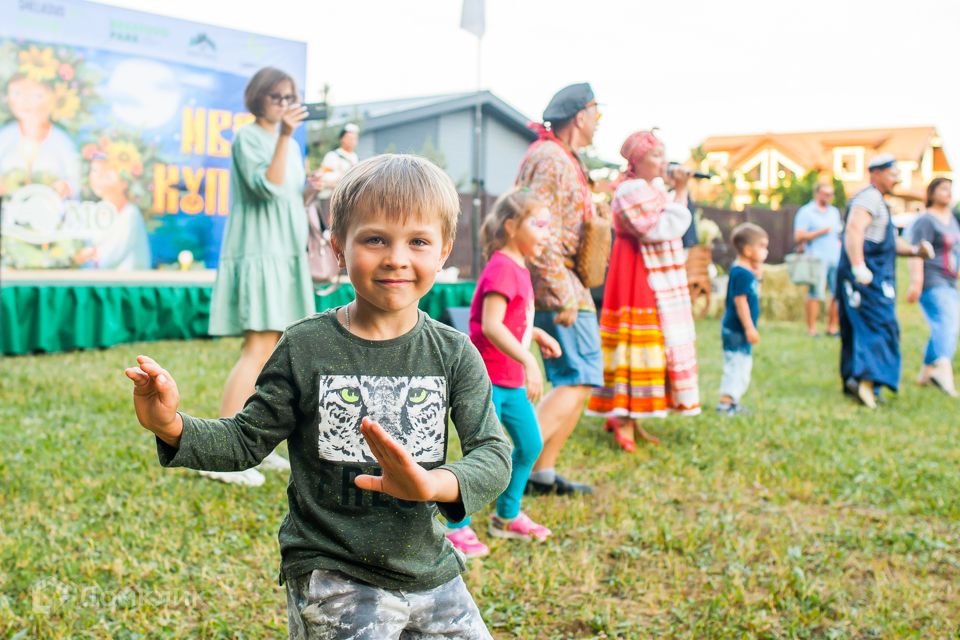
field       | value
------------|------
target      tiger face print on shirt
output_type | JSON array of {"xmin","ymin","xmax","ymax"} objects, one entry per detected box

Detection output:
[{"xmin": 316, "ymin": 375, "xmax": 447, "ymax": 464}]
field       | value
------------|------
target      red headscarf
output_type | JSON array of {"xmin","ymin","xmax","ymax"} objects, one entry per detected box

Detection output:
[{"xmin": 620, "ymin": 130, "xmax": 662, "ymax": 180}]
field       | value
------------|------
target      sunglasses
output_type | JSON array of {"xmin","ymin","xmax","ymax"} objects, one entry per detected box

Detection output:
[
  {"xmin": 268, "ymin": 93, "xmax": 298, "ymax": 105},
  {"xmin": 583, "ymin": 102, "xmax": 602, "ymax": 122}
]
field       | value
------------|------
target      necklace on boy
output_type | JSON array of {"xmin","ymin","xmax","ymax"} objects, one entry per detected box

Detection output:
[{"xmin": 344, "ymin": 302, "xmax": 351, "ymax": 332}]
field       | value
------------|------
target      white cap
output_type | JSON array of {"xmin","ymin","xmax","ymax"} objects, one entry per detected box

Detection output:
[{"xmin": 868, "ymin": 154, "xmax": 896, "ymax": 171}]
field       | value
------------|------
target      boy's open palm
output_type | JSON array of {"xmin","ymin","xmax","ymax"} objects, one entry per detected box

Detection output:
[
  {"xmin": 355, "ymin": 418, "xmax": 443, "ymax": 502},
  {"xmin": 124, "ymin": 355, "xmax": 183, "ymax": 444}
]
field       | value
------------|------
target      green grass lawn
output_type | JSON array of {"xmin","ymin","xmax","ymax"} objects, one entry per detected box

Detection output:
[{"xmin": 2, "ymin": 297, "xmax": 959, "ymax": 639}]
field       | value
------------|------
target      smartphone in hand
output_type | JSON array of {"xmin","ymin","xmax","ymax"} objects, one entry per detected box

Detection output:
[{"xmin": 304, "ymin": 102, "xmax": 328, "ymax": 121}]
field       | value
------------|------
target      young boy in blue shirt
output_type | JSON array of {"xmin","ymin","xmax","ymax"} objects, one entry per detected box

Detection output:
[{"xmin": 717, "ymin": 223, "xmax": 769, "ymax": 415}]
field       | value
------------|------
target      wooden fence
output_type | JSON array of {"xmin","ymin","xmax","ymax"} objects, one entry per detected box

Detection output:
[
  {"xmin": 318, "ymin": 195, "xmax": 803, "ymax": 278},
  {"xmin": 699, "ymin": 204, "xmax": 800, "ymax": 268}
]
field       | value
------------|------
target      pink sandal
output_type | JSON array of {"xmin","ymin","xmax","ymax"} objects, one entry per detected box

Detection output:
[
  {"xmin": 445, "ymin": 526, "xmax": 490, "ymax": 558},
  {"xmin": 488, "ymin": 512, "xmax": 552, "ymax": 542}
]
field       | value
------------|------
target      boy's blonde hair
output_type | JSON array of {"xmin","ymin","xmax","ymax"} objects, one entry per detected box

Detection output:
[
  {"xmin": 479, "ymin": 189, "xmax": 544, "ymax": 259},
  {"xmin": 330, "ymin": 154, "xmax": 460, "ymax": 246},
  {"xmin": 731, "ymin": 222, "xmax": 768, "ymax": 255}
]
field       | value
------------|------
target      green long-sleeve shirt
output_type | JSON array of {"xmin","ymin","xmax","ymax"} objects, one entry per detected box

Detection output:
[{"xmin": 157, "ymin": 309, "xmax": 512, "ymax": 590}]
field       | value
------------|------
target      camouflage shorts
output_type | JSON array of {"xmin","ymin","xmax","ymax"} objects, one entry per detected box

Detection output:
[{"xmin": 286, "ymin": 569, "xmax": 492, "ymax": 640}]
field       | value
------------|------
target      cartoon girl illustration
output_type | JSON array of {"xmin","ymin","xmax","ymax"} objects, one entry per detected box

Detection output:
[
  {"xmin": 73, "ymin": 136, "xmax": 152, "ymax": 270},
  {"xmin": 0, "ymin": 43, "xmax": 94, "ymax": 199}
]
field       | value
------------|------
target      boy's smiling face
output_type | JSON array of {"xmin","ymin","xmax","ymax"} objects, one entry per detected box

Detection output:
[{"xmin": 333, "ymin": 209, "xmax": 452, "ymax": 315}]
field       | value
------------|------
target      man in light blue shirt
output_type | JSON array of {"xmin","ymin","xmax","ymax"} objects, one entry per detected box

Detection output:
[{"xmin": 794, "ymin": 183, "xmax": 843, "ymax": 336}]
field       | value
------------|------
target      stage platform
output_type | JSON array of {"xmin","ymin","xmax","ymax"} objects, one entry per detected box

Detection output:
[{"xmin": 1, "ymin": 270, "xmax": 475, "ymax": 356}]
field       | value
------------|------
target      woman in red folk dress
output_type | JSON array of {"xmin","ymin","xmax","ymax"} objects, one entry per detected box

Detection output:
[{"xmin": 587, "ymin": 131, "xmax": 701, "ymax": 450}]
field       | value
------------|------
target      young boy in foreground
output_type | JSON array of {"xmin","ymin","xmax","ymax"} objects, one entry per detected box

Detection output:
[{"xmin": 125, "ymin": 154, "xmax": 511, "ymax": 639}]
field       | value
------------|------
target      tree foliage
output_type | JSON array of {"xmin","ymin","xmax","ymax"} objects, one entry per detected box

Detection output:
[{"xmin": 771, "ymin": 170, "xmax": 847, "ymax": 210}]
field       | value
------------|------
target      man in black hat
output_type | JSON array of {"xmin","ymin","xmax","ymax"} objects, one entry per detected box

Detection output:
[
  {"xmin": 515, "ymin": 82, "xmax": 602, "ymax": 496},
  {"xmin": 837, "ymin": 154, "xmax": 933, "ymax": 408}
]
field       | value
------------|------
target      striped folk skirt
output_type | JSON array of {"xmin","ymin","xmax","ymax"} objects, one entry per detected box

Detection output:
[{"xmin": 587, "ymin": 234, "xmax": 700, "ymax": 419}]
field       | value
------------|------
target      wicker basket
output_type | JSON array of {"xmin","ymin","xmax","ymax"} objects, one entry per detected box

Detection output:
[
  {"xmin": 685, "ymin": 244, "xmax": 713, "ymax": 319},
  {"xmin": 576, "ymin": 203, "xmax": 612, "ymax": 289}
]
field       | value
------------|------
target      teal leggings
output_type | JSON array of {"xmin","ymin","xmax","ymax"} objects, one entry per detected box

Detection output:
[{"xmin": 447, "ymin": 385, "xmax": 543, "ymax": 527}]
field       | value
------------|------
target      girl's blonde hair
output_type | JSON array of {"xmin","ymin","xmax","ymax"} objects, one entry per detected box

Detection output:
[{"xmin": 479, "ymin": 190, "xmax": 545, "ymax": 259}]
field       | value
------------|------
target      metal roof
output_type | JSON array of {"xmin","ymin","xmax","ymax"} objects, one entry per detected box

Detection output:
[{"xmin": 307, "ymin": 91, "xmax": 537, "ymax": 141}]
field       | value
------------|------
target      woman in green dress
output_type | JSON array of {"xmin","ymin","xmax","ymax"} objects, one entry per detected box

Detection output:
[{"xmin": 204, "ymin": 67, "xmax": 315, "ymax": 486}]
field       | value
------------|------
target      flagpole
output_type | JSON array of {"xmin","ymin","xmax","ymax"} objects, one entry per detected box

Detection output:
[{"xmin": 471, "ymin": 35, "xmax": 483, "ymax": 279}]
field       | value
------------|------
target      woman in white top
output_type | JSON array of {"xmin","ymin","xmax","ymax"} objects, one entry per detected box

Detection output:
[{"xmin": 310, "ymin": 123, "xmax": 359, "ymax": 199}]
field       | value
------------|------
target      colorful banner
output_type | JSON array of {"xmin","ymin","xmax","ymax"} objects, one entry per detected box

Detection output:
[{"xmin": 0, "ymin": 0, "xmax": 307, "ymax": 270}]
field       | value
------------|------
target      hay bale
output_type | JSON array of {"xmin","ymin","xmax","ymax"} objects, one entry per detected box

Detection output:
[
  {"xmin": 707, "ymin": 264, "xmax": 808, "ymax": 322},
  {"xmin": 760, "ymin": 264, "xmax": 807, "ymax": 321}
]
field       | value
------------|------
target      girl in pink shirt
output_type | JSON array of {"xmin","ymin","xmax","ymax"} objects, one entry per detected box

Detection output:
[{"xmin": 445, "ymin": 190, "xmax": 563, "ymax": 557}]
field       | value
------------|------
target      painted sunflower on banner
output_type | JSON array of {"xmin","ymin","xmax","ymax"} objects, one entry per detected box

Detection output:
[
  {"xmin": 81, "ymin": 132, "xmax": 161, "ymax": 214},
  {"xmin": 0, "ymin": 40, "xmax": 101, "ymax": 199},
  {"xmin": 0, "ymin": 40, "xmax": 100, "ymax": 133}
]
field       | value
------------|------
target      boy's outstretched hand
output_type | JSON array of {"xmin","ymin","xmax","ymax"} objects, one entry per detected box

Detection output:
[
  {"xmin": 354, "ymin": 417, "xmax": 460, "ymax": 504},
  {"xmin": 124, "ymin": 355, "xmax": 184, "ymax": 447}
]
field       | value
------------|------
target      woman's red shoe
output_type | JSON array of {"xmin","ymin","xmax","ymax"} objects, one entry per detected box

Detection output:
[{"xmin": 605, "ymin": 418, "xmax": 636, "ymax": 452}]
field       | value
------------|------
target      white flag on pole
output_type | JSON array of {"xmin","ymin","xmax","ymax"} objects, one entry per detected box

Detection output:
[{"xmin": 460, "ymin": 0, "xmax": 485, "ymax": 38}]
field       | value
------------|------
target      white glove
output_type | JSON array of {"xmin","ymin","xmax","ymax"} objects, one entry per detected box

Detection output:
[
  {"xmin": 916, "ymin": 240, "xmax": 935, "ymax": 260},
  {"xmin": 852, "ymin": 263, "xmax": 873, "ymax": 285}
]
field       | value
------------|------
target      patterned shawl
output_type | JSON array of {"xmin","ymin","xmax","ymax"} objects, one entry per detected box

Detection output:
[{"xmin": 612, "ymin": 178, "xmax": 700, "ymax": 413}]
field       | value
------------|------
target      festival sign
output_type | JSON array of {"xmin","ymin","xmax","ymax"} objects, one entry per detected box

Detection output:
[{"xmin": 0, "ymin": 0, "xmax": 307, "ymax": 269}]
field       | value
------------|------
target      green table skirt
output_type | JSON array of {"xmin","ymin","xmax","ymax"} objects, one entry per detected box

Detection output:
[{"xmin": 1, "ymin": 281, "xmax": 476, "ymax": 356}]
